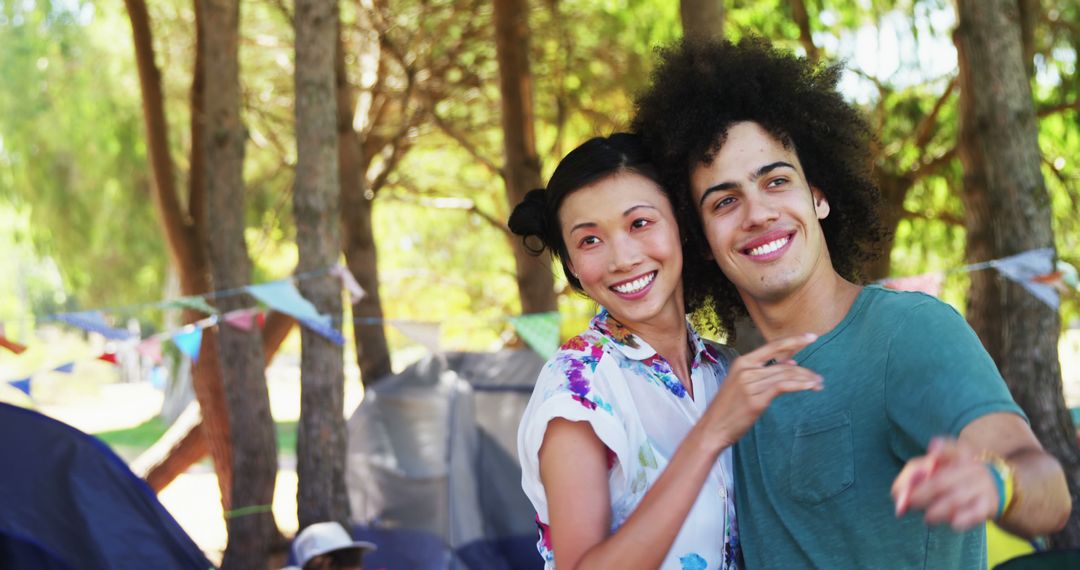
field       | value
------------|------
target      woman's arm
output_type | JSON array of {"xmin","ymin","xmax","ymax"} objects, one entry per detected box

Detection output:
[{"xmin": 541, "ymin": 333, "xmax": 822, "ymax": 570}]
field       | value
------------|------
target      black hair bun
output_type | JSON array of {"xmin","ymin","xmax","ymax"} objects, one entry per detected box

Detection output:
[{"xmin": 508, "ymin": 188, "xmax": 549, "ymax": 255}]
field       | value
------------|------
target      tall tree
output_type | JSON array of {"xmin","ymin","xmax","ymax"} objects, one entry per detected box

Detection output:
[
  {"xmin": 123, "ymin": 0, "xmax": 234, "ymax": 506},
  {"xmin": 336, "ymin": 21, "xmax": 392, "ymax": 386},
  {"xmin": 954, "ymin": 0, "xmax": 1080, "ymax": 545},
  {"xmin": 295, "ymin": 0, "xmax": 350, "ymax": 528},
  {"xmin": 198, "ymin": 0, "xmax": 281, "ymax": 564},
  {"xmin": 492, "ymin": 0, "xmax": 557, "ymax": 315},
  {"xmin": 124, "ymin": 0, "xmax": 297, "ymax": 500},
  {"xmin": 680, "ymin": 0, "xmax": 724, "ymax": 42}
]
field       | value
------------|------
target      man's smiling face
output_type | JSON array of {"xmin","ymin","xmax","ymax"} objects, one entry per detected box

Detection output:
[{"xmin": 689, "ymin": 121, "xmax": 833, "ymax": 305}]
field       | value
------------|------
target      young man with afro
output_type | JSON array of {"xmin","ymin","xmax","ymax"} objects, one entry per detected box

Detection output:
[{"xmin": 632, "ymin": 37, "xmax": 1070, "ymax": 568}]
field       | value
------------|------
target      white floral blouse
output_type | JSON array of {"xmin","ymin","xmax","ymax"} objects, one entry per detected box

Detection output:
[{"xmin": 517, "ymin": 308, "xmax": 740, "ymax": 570}]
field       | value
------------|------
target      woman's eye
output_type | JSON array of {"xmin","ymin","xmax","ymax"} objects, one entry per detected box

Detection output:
[
  {"xmin": 630, "ymin": 218, "xmax": 651, "ymax": 229},
  {"xmin": 579, "ymin": 235, "xmax": 600, "ymax": 247}
]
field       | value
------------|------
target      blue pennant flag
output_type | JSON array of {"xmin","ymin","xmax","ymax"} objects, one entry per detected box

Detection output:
[
  {"xmin": 8, "ymin": 378, "xmax": 31, "ymax": 396},
  {"xmin": 171, "ymin": 327, "xmax": 203, "ymax": 363},
  {"xmin": 247, "ymin": 281, "xmax": 331, "ymax": 326},
  {"xmin": 299, "ymin": 318, "xmax": 345, "ymax": 346},
  {"xmin": 52, "ymin": 363, "xmax": 75, "ymax": 374},
  {"xmin": 52, "ymin": 311, "xmax": 134, "ymax": 341}
]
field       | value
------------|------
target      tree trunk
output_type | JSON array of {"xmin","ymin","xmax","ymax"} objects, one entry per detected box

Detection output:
[
  {"xmin": 680, "ymin": 0, "xmax": 724, "ymax": 43},
  {"xmin": 199, "ymin": 0, "xmax": 280, "ymax": 565},
  {"xmin": 955, "ymin": 0, "xmax": 1080, "ymax": 546},
  {"xmin": 139, "ymin": 313, "xmax": 295, "ymax": 492},
  {"xmin": 123, "ymin": 0, "xmax": 233, "ymax": 507},
  {"xmin": 337, "ymin": 34, "xmax": 393, "ymax": 386},
  {"xmin": 493, "ymin": 0, "xmax": 558, "ymax": 315},
  {"xmin": 295, "ymin": 0, "xmax": 350, "ymax": 529}
]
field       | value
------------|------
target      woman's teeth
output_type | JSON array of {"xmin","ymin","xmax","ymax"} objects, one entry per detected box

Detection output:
[{"xmin": 612, "ymin": 272, "xmax": 655, "ymax": 294}]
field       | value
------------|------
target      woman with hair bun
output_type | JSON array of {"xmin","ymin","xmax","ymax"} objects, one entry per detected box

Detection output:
[{"xmin": 512, "ymin": 133, "xmax": 823, "ymax": 570}]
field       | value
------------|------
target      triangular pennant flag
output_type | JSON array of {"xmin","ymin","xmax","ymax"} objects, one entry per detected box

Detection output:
[
  {"xmin": 991, "ymin": 248, "xmax": 1059, "ymax": 310},
  {"xmin": 162, "ymin": 296, "xmax": 219, "ymax": 315},
  {"xmin": 882, "ymin": 272, "xmax": 945, "ymax": 297},
  {"xmin": 508, "ymin": 311, "xmax": 561, "ymax": 359},
  {"xmin": 222, "ymin": 308, "xmax": 261, "ymax": 331},
  {"xmin": 52, "ymin": 362, "xmax": 75, "ymax": 374},
  {"xmin": 7, "ymin": 378, "xmax": 31, "ymax": 396},
  {"xmin": 247, "ymin": 281, "xmax": 330, "ymax": 326},
  {"xmin": 330, "ymin": 265, "xmax": 366, "ymax": 304},
  {"xmin": 0, "ymin": 334, "xmax": 28, "ymax": 355},
  {"xmin": 52, "ymin": 311, "xmax": 134, "ymax": 341},
  {"xmin": 172, "ymin": 327, "xmax": 204, "ymax": 362},
  {"xmin": 98, "ymin": 352, "xmax": 119, "ymax": 365},
  {"xmin": 298, "ymin": 318, "xmax": 346, "ymax": 346},
  {"xmin": 389, "ymin": 320, "xmax": 441, "ymax": 353},
  {"xmin": 136, "ymin": 337, "xmax": 164, "ymax": 364}
]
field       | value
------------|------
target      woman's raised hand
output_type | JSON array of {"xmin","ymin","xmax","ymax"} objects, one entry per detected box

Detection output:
[{"xmin": 700, "ymin": 333, "xmax": 822, "ymax": 451}]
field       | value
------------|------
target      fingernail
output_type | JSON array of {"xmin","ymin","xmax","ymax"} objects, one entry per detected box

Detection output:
[{"xmin": 804, "ymin": 333, "xmax": 818, "ymax": 341}]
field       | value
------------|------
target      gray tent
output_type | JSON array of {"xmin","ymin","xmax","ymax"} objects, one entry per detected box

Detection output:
[{"xmin": 345, "ymin": 349, "xmax": 545, "ymax": 569}]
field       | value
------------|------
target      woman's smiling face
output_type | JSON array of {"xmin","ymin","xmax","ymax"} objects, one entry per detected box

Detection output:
[{"xmin": 560, "ymin": 171, "xmax": 685, "ymax": 331}]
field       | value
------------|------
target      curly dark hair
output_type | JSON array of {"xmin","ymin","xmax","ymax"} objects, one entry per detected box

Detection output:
[
  {"xmin": 631, "ymin": 37, "xmax": 886, "ymax": 338},
  {"xmin": 507, "ymin": 133, "xmax": 664, "ymax": 293}
]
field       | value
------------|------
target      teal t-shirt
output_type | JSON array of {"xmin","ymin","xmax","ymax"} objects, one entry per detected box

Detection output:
[{"xmin": 734, "ymin": 285, "xmax": 1025, "ymax": 569}]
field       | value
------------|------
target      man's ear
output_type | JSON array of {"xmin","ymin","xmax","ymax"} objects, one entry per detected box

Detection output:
[{"xmin": 812, "ymin": 187, "xmax": 830, "ymax": 220}]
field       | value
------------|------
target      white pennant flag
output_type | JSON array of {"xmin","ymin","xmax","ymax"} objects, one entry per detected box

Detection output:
[
  {"xmin": 390, "ymin": 320, "xmax": 441, "ymax": 354},
  {"xmin": 990, "ymin": 247, "xmax": 1059, "ymax": 310}
]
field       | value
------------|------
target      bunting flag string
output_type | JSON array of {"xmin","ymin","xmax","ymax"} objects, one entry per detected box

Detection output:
[
  {"xmin": 881, "ymin": 247, "xmax": 1078, "ymax": 310},
  {"xmin": 4, "ymin": 248, "xmax": 1074, "ymax": 397}
]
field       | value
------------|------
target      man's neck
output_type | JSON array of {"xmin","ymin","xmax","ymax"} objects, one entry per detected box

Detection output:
[{"xmin": 743, "ymin": 272, "xmax": 862, "ymax": 342}]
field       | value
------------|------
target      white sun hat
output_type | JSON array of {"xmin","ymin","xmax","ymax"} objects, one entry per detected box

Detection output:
[{"xmin": 292, "ymin": 522, "xmax": 377, "ymax": 568}]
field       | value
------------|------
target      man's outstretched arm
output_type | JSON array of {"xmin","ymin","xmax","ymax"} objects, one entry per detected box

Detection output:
[{"xmin": 893, "ymin": 412, "xmax": 1070, "ymax": 537}]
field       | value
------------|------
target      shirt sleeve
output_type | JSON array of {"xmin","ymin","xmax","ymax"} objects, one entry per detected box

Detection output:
[
  {"xmin": 517, "ymin": 357, "xmax": 632, "ymax": 523},
  {"xmin": 884, "ymin": 298, "xmax": 1026, "ymax": 457}
]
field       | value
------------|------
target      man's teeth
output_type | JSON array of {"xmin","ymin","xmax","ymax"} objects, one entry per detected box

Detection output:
[
  {"xmin": 612, "ymin": 273, "xmax": 655, "ymax": 294},
  {"xmin": 748, "ymin": 236, "xmax": 790, "ymax": 257}
]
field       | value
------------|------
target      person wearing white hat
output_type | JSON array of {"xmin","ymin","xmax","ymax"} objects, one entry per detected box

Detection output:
[{"xmin": 285, "ymin": 521, "xmax": 377, "ymax": 570}]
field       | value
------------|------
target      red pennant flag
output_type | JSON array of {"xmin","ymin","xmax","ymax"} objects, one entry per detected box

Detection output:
[
  {"xmin": 0, "ymin": 335, "xmax": 27, "ymax": 355},
  {"xmin": 97, "ymin": 352, "xmax": 118, "ymax": 365}
]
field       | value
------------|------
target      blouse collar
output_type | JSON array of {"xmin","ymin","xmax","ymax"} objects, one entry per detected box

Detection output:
[{"xmin": 589, "ymin": 308, "xmax": 720, "ymax": 368}]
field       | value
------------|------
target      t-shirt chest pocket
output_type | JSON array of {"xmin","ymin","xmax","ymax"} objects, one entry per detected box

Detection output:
[{"xmin": 788, "ymin": 411, "xmax": 855, "ymax": 504}]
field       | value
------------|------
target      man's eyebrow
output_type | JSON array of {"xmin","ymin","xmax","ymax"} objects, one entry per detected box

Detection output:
[
  {"xmin": 698, "ymin": 182, "xmax": 737, "ymax": 208},
  {"xmin": 697, "ymin": 161, "xmax": 796, "ymax": 207},
  {"xmin": 754, "ymin": 161, "xmax": 795, "ymax": 179}
]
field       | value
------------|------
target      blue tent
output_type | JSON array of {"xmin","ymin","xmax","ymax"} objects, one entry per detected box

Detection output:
[{"xmin": 0, "ymin": 402, "xmax": 212, "ymax": 570}]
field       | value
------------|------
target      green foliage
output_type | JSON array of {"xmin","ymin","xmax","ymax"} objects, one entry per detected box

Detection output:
[{"xmin": 0, "ymin": 0, "xmax": 167, "ymax": 311}]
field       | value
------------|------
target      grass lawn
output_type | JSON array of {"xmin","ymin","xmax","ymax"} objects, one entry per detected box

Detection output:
[{"xmin": 95, "ymin": 418, "xmax": 299, "ymax": 459}]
